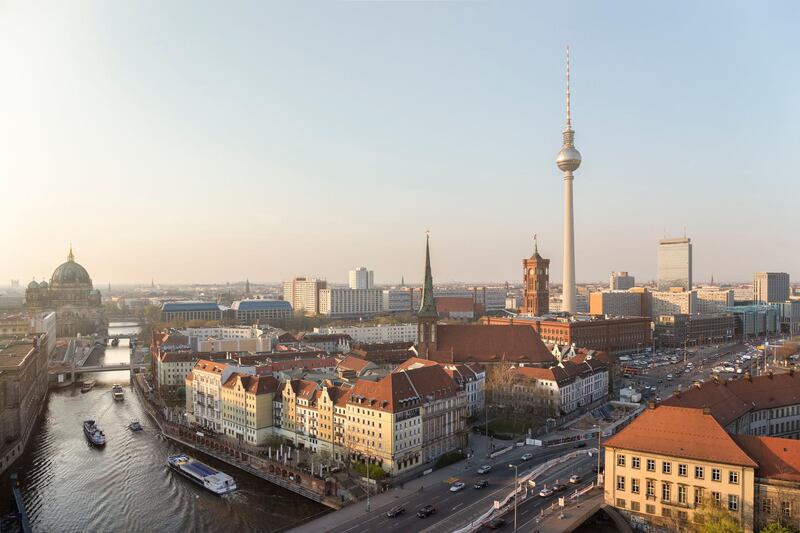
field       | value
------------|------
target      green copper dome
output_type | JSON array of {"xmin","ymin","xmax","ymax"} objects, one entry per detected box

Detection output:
[{"xmin": 50, "ymin": 246, "xmax": 92, "ymax": 286}]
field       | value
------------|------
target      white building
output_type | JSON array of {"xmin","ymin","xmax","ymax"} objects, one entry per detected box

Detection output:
[
  {"xmin": 314, "ymin": 323, "xmax": 418, "ymax": 344},
  {"xmin": 283, "ymin": 278, "xmax": 327, "ymax": 315},
  {"xmin": 610, "ymin": 271, "xmax": 635, "ymax": 291},
  {"xmin": 652, "ymin": 289, "xmax": 697, "ymax": 317},
  {"xmin": 382, "ymin": 288, "xmax": 414, "ymax": 314},
  {"xmin": 156, "ymin": 352, "xmax": 200, "ymax": 389},
  {"xmin": 657, "ymin": 237, "xmax": 692, "ymax": 290},
  {"xmin": 318, "ymin": 288, "xmax": 383, "ymax": 317},
  {"xmin": 182, "ymin": 326, "xmax": 264, "ymax": 340},
  {"xmin": 188, "ymin": 359, "xmax": 256, "ymax": 432},
  {"xmin": 348, "ymin": 267, "xmax": 374, "ymax": 290},
  {"xmin": 696, "ymin": 288, "xmax": 735, "ymax": 315}
]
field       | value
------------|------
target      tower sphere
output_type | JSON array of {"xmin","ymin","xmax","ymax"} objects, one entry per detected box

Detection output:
[{"xmin": 556, "ymin": 145, "xmax": 581, "ymax": 172}]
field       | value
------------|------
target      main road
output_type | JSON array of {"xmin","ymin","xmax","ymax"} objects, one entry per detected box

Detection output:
[{"xmin": 327, "ymin": 443, "xmax": 598, "ymax": 533}]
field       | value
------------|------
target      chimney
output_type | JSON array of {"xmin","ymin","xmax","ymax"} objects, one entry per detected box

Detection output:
[
  {"xmin": 648, "ymin": 400, "xmax": 656, "ymax": 410},
  {"xmin": 703, "ymin": 407, "xmax": 711, "ymax": 415}
]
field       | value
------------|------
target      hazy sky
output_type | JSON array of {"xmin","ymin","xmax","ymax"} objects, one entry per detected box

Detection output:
[{"xmin": 1, "ymin": 1, "xmax": 797, "ymax": 286}]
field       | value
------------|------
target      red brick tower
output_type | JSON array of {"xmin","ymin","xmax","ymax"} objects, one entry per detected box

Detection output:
[{"xmin": 522, "ymin": 237, "xmax": 549, "ymax": 315}]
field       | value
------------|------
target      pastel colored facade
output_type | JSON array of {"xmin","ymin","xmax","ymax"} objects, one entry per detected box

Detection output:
[
  {"xmin": 282, "ymin": 277, "xmax": 327, "ymax": 315},
  {"xmin": 221, "ymin": 373, "xmax": 279, "ymax": 446},
  {"xmin": 396, "ymin": 357, "xmax": 485, "ymax": 418},
  {"xmin": 589, "ymin": 290, "xmax": 643, "ymax": 317},
  {"xmin": 189, "ymin": 359, "xmax": 256, "ymax": 432},
  {"xmin": 695, "ymin": 288, "xmax": 735, "ymax": 315}
]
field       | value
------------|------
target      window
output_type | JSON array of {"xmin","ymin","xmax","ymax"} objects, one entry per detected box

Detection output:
[
  {"xmin": 617, "ymin": 476, "xmax": 625, "ymax": 491},
  {"xmin": 616, "ymin": 498, "xmax": 626, "ymax": 508},
  {"xmin": 631, "ymin": 478, "xmax": 640, "ymax": 494},
  {"xmin": 647, "ymin": 480, "xmax": 655, "ymax": 498},
  {"xmin": 646, "ymin": 504, "xmax": 656, "ymax": 515},
  {"xmin": 728, "ymin": 471, "xmax": 739, "ymax": 484},
  {"xmin": 762, "ymin": 499, "xmax": 773, "ymax": 513},
  {"xmin": 712, "ymin": 468, "xmax": 721, "ymax": 482},
  {"xmin": 677, "ymin": 510, "xmax": 688, "ymax": 522},
  {"xmin": 695, "ymin": 466, "xmax": 704, "ymax": 479},
  {"xmin": 694, "ymin": 487, "xmax": 704, "ymax": 506},
  {"xmin": 783, "ymin": 501, "xmax": 791, "ymax": 517},
  {"xmin": 728, "ymin": 495, "xmax": 739, "ymax": 511},
  {"xmin": 631, "ymin": 501, "xmax": 640, "ymax": 512},
  {"xmin": 712, "ymin": 492, "xmax": 721, "ymax": 504},
  {"xmin": 662, "ymin": 507, "xmax": 672, "ymax": 518},
  {"xmin": 663, "ymin": 461, "xmax": 672, "ymax": 475},
  {"xmin": 617, "ymin": 455, "xmax": 626, "ymax": 467},
  {"xmin": 647, "ymin": 459, "xmax": 656, "ymax": 472},
  {"xmin": 678, "ymin": 485, "xmax": 687, "ymax": 504},
  {"xmin": 678, "ymin": 464, "xmax": 688, "ymax": 477},
  {"xmin": 632, "ymin": 456, "xmax": 641, "ymax": 469},
  {"xmin": 662, "ymin": 482, "xmax": 671, "ymax": 502}
]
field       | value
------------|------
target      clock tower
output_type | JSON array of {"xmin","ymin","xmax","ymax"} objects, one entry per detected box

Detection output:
[{"xmin": 522, "ymin": 237, "xmax": 549, "ymax": 316}]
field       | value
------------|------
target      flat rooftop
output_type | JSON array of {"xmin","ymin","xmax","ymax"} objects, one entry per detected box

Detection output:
[{"xmin": 0, "ymin": 341, "xmax": 36, "ymax": 369}]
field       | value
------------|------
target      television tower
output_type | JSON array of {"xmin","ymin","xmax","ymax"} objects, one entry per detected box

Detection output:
[{"xmin": 556, "ymin": 45, "xmax": 581, "ymax": 314}]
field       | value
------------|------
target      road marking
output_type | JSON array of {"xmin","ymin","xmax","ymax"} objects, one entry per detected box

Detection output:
[{"xmin": 452, "ymin": 503, "xmax": 463, "ymax": 511}]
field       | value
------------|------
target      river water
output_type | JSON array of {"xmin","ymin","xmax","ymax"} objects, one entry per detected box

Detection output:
[{"xmin": 1, "ymin": 323, "xmax": 327, "ymax": 533}]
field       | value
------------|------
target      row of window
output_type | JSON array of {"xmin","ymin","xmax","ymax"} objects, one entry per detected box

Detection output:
[{"xmin": 617, "ymin": 455, "xmax": 739, "ymax": 484}]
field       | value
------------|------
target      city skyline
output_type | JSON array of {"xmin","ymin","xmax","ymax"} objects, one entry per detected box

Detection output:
[{"xmin": 2, "ymin": 2, "xmax": 797, "ymax": 284}]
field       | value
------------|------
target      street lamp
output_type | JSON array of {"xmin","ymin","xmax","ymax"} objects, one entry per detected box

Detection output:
[{"xmin": 508, "ymin": 463, "xmax": 520, "ymax": 531}]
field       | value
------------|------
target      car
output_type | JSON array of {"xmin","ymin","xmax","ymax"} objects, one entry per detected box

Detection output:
[
  {"xmin": 574, "ymin": 442, "xmax": 586, "ymax": 449},
  {"xmin": 487, "ymin": 518, "xmax": 506, "ymax": 529},
  {"xmin": 521, "ymin": 453, "xmax": 533, "ymax": 461},
  {"xmin": 477, "ymin": 465, "xmax": 492, "ymax": 474},
  {"xmin": 416, "ymin": 505, "xmax": 436, "ymax": 518},
  {"xmin": 449, "ymin": 482, "xmax": 466, "ymax": 492},
  {"xmin": 552, "ymin": 483, "xmax": 567, "ymax": 492},
  {"xmin": 386, "ymin": 506, "xmax": 406, "ymax": 518},
  {"xmin": 538, "ymin": 487, "xmax": 554, "ymax": 497},
  {"xmin": 474, "ymin": 479, "xmax": 489, "ymax": 489},
  {"xmin": 569, "ymin": 474, "xmax": 582, "ymax": 484}
]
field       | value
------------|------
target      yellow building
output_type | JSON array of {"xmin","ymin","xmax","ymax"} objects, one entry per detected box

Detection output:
[
  {"xmin": 604, "ymin": 404, "xmax": 763, "ymax": 532},
  {"xmin": 221, "ymin": 373, "xmax": 279, "ymax": 446}
]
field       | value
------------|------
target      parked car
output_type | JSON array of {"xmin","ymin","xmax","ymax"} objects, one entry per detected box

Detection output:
[
  {"xmin": 487, "ymin": 518, "xmax": 506, "ymax": 529},
  {"xmin": 574, "ymin": 442, "xmax": 586, "ymax": 449},
  {"xmin": 474, "ymin": 479, "xmax": 489, "ymax": 489},
  {"xmin": 521, "ymin": 453, "xmax": 533, "ymax": 461},
  {"xmin": 386, "ymin": 506, "xmax": 405, "ymax": 518},
  {"xmin": 569, "ymin": 474, "xmax": 582, "ymax": 484},
  {"xmin": 477, "ymin": 465, "xmax": 492, "ymax": 474},
  {"xmin": 539, "ymin": 487, "xmax": 554, "ymax": 497},
  {"xmin": 416, "ymin": 505, "xmax": 436, "ymax": 518},
  {"xmin": 449, "ymin": 482, "xmax": 466, "ymax": 492}
]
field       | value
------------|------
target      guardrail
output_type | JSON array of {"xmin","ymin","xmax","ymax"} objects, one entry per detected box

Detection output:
[{"xmin": 450, "ymin": 448, "xmax": 598, "ymax": 533}]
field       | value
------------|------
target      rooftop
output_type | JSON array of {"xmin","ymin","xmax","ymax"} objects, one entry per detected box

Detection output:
[{"xmin": 0, "ymin": 341, "xmax": 37, "ymax": 369}]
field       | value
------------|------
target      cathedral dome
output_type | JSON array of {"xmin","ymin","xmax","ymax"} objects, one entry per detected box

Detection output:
[
  {"xmin": 39, "ymin": 281, "xmax": 48, "ymax": 289},
  {"xmin": 28, "ymin": 280, "xmax": 39, "ymax": 289},
  {"xmin": 50, "ymin": 247, "xmax": 92, "ymax": 287}
]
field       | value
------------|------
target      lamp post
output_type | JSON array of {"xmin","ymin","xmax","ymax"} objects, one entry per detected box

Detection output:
[{"xmin": 509, "ymin": 463, "xmax": 519, "ymax": 531}]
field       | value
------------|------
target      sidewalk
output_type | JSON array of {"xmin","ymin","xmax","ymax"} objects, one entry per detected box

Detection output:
[
  {"xmin": 534, "ymin": 490, "xmax": 606, "ymax": 533},
  {"xmin": 289, "ymin": 434, "xmax": 500, "ymax": 532}
]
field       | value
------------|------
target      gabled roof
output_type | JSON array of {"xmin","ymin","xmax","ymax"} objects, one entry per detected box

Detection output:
[
  {"xmin": 336, "ymin": 355, "xmax": 373, "ymax": 374},
  {"xmin": 348, "ymin": 364, "xmax": 458, "ymax": 413},
  {"xmin": 429, "ymin": 324, "xmax": 555, "ymax": 365},
  {"xmin": 194, "ymin": 359, "xmax": 226, "ymax": 374},
  {"xmin": 222, "ymin": 373, "xmax": 280, "ymax": 395},
  {"xmin": 603, "ymin": 405, "xmax": 757, "ymax": 468}
]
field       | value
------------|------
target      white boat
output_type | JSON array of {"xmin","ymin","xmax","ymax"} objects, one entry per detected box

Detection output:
[
  {"xmin": 83, "ymin": 420, "xmax": 106, "ymax": 447},
  {"xmin": 167, "ymin": 454, "xmax": 237, "ymax": 495},
  {"xmin": 112, "ymin": 384, "xmax": 124, "ymax": 401}
]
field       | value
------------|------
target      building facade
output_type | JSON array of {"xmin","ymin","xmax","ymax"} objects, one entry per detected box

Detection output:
[
  {"xmin": 315, "ymin": 323, "xmax": 418, "ymax": 344},
  {"xmin": 610, "ymin": 272, "xmax": 635, "ymax": 291},
  {"xmin": 230, "ymin": 300, "xmax": 292, "ymax": 323},
  {"xmin": 318, "ymin": 288, "xmax": 383, "ymax": 317},
  {"xmin": 348, "ymin": 267, "xmax": 374, "ymax": 290},
  {"xmin": 651, "ymin": 289, "xmax": 697, "ymax": 317},
  {"xmin": 283, "ymin": 278, "xmax": 327, "ymax": 315},
  {"xmin": 589, "ymin": 291, "xmax": 644, "ymax": 317},
  {"xmin": 696, "ymin": 288, "xmax": 735, "ymax": 315},
  {"xmin": 522, "ymin": 244, "xmax": 550, "ymax": 316},
  {"xmin": 160, "ymin": 302, "xmax": 223, "ymax": 322},
  {"xmin": 654, "ymin": 313, "xmax": 735, "ymax": 348},
  {"xmin": 754, "ymin": 272, "xmax": 790, "ymax": 304},
  {"xmin": 658, "ymin": 237, "xmax": 692, "ymax": 291}
]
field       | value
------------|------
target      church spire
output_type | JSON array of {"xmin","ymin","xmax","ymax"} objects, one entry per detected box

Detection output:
[
  {"xmin": 418, "ymin": 232, "xmax": 437, "ymax": 318},
  {"xmin": 68, "ymin": 243, "xmax": 74, "ymax": 262}
]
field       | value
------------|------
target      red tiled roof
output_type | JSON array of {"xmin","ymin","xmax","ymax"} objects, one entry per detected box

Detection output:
[
  {"xmin": 337, "ymin": 355, "xmax": 372, "ymax": 374},
  {"xmin": 429, "ymin": 324, "xmax": 555, "ymax": 365},
  {"xmin": 732, "ymin": 435, "xmax": 800, "ymax": 482},
  {"xmin": 349, "ymin": 364, "xmax": 459, "ymax": 413},
  {"xmin": 603, "ymin": 405, "xmax": 757, "ymax": 467},
  {"xmin": 662, "ymin": 372, "xmax": 800, "ymax": 428},
  {"xmin": 194, "ymin": 359, "xmax": 226, "ymax": 374},
  {"xmin": 435, "ymin": 296, "xmax": 475, "ymax": 314}
]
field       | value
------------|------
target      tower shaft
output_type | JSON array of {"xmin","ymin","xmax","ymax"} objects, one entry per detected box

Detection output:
[{"xmin": 562, "ymin": 172, "xmax": 576, "ymax": 313}]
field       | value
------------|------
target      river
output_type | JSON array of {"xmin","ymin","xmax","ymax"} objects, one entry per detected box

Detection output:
[{"xmin": 1, "ymin": 323, "xmax": 327, "ymax": 533}]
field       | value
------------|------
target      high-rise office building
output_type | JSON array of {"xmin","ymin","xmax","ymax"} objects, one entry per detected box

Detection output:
[
  {"xmin": 282, "ymin": 277, "xmax": 327, "ymax": 314},
  {"xmin": 657, "ymin": 237, "xmax": 692, "ymax": 290},
  {"xmin": 609, "ymin": 271, "xmax": 635, "ymax": 290},
  {"xmin": 753, "ymin": 272, "xmax": 790, "ymax": 303},
  {"xmin": 348, "ymin": 267, "xmax": 374, "ymax": 290}
]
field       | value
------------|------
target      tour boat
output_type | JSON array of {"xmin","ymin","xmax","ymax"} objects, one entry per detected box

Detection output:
[
  {"xmin": 111, "ymin": 338, "xmax": 120, "ymax": 347},
  {"xmin": 112, "ymin": 384, "xmax": 124, "ymax": 402},
  {"xmin": 80, "ymin": 379, "xmax": 96, "ymax": 393},
  {"xmin": 128, "ymin": 419, "xmax": 143, "ymax": 431},
  {"xmin": 83, "ymin": 420, "xmax": 106, "ymax": 447},
  {"xmin": 167, "ymin": 454, "xmax": 237, "ymax": 495}
]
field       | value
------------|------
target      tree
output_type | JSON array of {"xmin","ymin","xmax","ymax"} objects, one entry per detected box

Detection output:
[
  {"xmin": 693, "ymin": 500, "xmax": 743, "ymax": 533},
  {"xmin": 760, "ymin": 523, "xmax": 795, "ymax": 533}
]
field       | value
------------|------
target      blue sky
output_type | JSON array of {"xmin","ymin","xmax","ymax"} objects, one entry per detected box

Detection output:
[{"xmin": 1, "ymin": 1, "xmax": 797, "ymax": 285}]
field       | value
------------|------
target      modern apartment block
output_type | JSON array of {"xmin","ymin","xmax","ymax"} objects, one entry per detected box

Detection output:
[
  {"xmin": 348, "ymin": 267, "xmax": 374, "ymax": 290},
  {"xmin": 658, "ymin": 237, "xmax": 692, "ymax": 291},
  {"xmin": 230, "ymin": 299, "xmax": 292, "ymax": 323},
  {"xmin": 589, "ymin": 290, "xmax": 644, "ymax": 317},
  {"xmin": 282, "ymin": 277, "xmax": 327, "ymax": 315},
  {"xmin": 610, "ymin": 271, "xmax": 635, "ymax": 291},
  {"xmin": 753, "ymin": 272, "xmax": 790, "ymax": 303},
  {"xmin": 314, "ymin": 323, "xmax": 418, "ymax": 344},
  {"xmin": 695, "ymin": 288, "xmax": 735, "ymax": 315},
  {"xmin": 651, "ymin": 289, "xmax": 697, "ymax": 317},
  {"xmin": 318, "ymin": 288, "xmax": 383, "ymax": 317},
  {"xmin": 382, "ymin": 288, "xmax": 414, "ymax": 314}
]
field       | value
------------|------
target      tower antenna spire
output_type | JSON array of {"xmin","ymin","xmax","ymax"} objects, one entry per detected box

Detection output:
[{"xmin": 565, "ymin": 44, "xmax": 571, "ymax": 131}]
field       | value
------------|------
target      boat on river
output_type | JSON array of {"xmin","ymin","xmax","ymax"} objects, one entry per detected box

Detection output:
[
  {"xmin": 83, "ymin": 420, "xmax": 106, "ymax": 447},
  {"xmin": 129, "ymin": 419, "xmax": 143, "ymax": 431},
  {"xmin": 112, "ymin": 384, "xmax": 124, "ymax": 402},
  {"xmin": 80, "ymin": 379, "xmax": 96, "ymax": 393},
  {"xmin": 167, "ymin": 454, "xmax": 237, "ymax": 495},
  {"xmin": 111, "ymin": 338, "xmax": 120, "ymax": 347}
]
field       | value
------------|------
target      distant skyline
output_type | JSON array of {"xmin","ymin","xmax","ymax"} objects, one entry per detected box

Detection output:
[{"xmin": 2, "ymin": 2, "xmax": 798, "ymax": 286}]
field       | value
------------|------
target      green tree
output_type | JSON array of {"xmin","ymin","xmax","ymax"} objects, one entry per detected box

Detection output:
[
  {"xmin": 760, "ymin": 523, "xmax": 795, "ymax": 533},
  {"xmin": 694, "ymin": 500, "xmax": 743, "ymax": 533}
]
